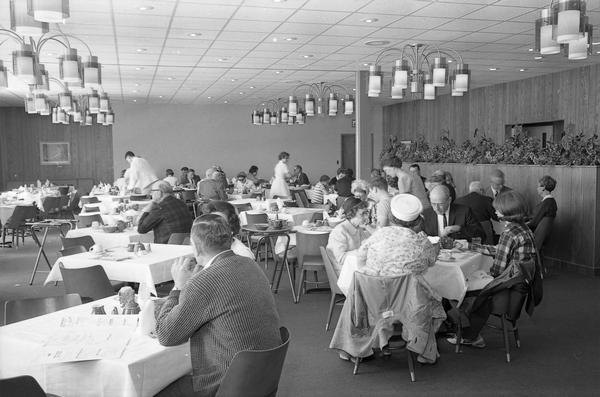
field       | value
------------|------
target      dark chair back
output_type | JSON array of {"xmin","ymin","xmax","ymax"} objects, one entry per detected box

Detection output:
[
  {"xmin": 61, "ymin": 235, "xmax": 95, "ymax": 250},
  {"xmin": 5, "ymin": 205, "xmax": 37, "ymax": 228},
  {"xmin": 75, "ymin": 214, "xmax": 104, "ymax": 228},
  {"xmin": 182, "ymin": 236, "xmax": 191, "ymax": 245},
  {"xmin": 59, "ymin": 264, "xmax": 115, "ymax": 302},
  {"xmin": 296, "ymin": 230, "xmax": 330, "ymax": 267},
  {"xmin": 83, "ymin": 206, "xmax": 100, "ymax": 213},
  {"xmin": 215, "ymin": 327, "xmax": 291, "ymax": 397},
  {"xmin": 181, "ymin": 190, "xmax": 197, "ymax": 202},
  {"xmin": 534, "ymin": 217, "xmax": 554, "ymax": 251},
  {"xmin": 480, "ymin": 220, "xmax": 494, "ymax": 245},
  {"xmin": 130, "ymin": 194, "xmax": 150, "ymax": 201},
  {"xmin": 4, "ymin": 294, "xmax": 82, "ymax": 325},
  {"xmin": 80, "ymin": 196, "xmax": 100, "ymax": 205},
  {"xmin": 232, "ymin": 203, "xmax": 253, "ymax": 214},
  {"xmin": 320, "ymin": 247, "xmax": 343, "ymax": 294},
  {"xmin": 246, "ymin": 212, "xmax": 269, "ymax": 226},
  {"xmin": 167, "ymin": 233, "xmax": 191, "ymax": 245},
  {"xmin": 0, "ymin": 375, "xmax": 48, "ymax": 397},
  {"xmin": 58, "ymin": 186, "xmax": 69, "ymax": 196},
  {"xmin": 297, "ymin": 190, "xmax": 310, "ymax": 208},
  {"xmin": 60, "ymin": 245, "xmax": 88, "ymax": 257},
  {"xmin": 311, "ymin": 212, "xmax": 324, "ymax": 222},
  {"xmin": 42, "ymin": 196, "xmax": 62, "ymax": 214}
]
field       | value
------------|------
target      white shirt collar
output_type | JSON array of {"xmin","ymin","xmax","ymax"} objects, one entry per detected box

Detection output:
[
  {"xmin": 202, "ymin": 249, "xmax": 233, "ymax": 270},
  {"xmin": 542, "ymin": 194, "xmax": 554, "ymax": 201}
]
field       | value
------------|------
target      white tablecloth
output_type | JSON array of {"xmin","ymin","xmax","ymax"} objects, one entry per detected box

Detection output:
[
  {"xmin": 239, "ymin": 207, "xmax": 324, "ymax": 227},
  {"xmin": 338, "ymin": 251, "xmax": 493, "ymax": 304},
  {"xmin": 0, "ymin": 296, "xmax": 191, "ymax": 397},
  {"xmin": 45, "ymin": 244, "xmax": 193, "ymax": 296},
  {"xmin": 66, "ymin": 227, "xmax": 154, "ymax": 249}
]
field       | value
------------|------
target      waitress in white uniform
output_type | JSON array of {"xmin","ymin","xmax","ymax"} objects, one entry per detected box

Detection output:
[{"xmin": 269, "ymin": 151, "xmax": 291, "ymax": 199}]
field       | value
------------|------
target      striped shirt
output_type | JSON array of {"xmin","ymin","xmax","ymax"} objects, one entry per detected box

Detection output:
[{"xmin": 311, "ymin": 182, "xmax": 328, "ymax": 204}]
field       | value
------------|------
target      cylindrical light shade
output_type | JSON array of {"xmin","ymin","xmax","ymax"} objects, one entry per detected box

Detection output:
[
  {"xmin": 83, "ymin": 111, "xmax": 92, "ymax": 126},
  {"xmin": 106, "ymin": 111, "xmax": 114, "ymax": 125},
  {"xmin": 11, "ymin": 0, "xmax": 49, "ymax": 36},
  {"xmin": 567, "ymin": 28, "xmax": 590, "ymax": 60},
  {"xmin": 57, "ymin": 108, "xmax": 66, "ymax": 123},
  {"xmin": 39, "ymin": 99, "xmax": 50, "ymax": 115},
  {"xmin": 88, "ymin": 90, "xmax": 100, "ymax": 113},
  {"xmin": 262, "ymin": 108, "xmax": 270, "ymax": 125},
  {"xmin": 410, "ymin": 71, "xmax": 423, "ymax": 94},
  {"xmin": 328, "ymin": 93, "xmax": 338, "ymax": 116},
  {"xmin": 555, "ymin": 0, "xmax": 585, "ymax": 44},
  {"xmin": 453, "ymin": 63, "xmax": 469, "ymax": 92},
  {"xmin": 83, "ymin": 55, "xmax": 102, "ymax": 88},
  {"xmin": 252, "ymin": 110, "xmax": 261, "ymax": 125},
  {"xmin": 12, "ymin": 45, "xmax": 38, "ymax": 85},
  {"xmin": 305, "ymin": 94, "xmax": 315, "ymax": 116},
  {"xmin": 281, "ymin": 107, "xmax": 289, "ymax": 123},
  {"xmin": 431, "ymin": 57, "xmax": 448, "ymax": 87},
  {"xmin": 72, "ymin": 110, "xmax": 82, "ymax": 123},
  {"xmin": 34, "ymin": 94, "xmax": 46, "ymax": 112},
  {"xmin": 296, "ymin": 112, "xmax": 305, "ymax": 125},
  {"xmin": 391, "ymin": 83, "xmax": 404, "ymax": 99},
  {"xmin": 270, "ymin": 114, "xmax": 277, "ymax": 125},
  {"xmin": 368, "ymin": 65, "xmax": 382, "ymax": 97},
  {"xmin": 288, "ymin": 96, "xmax": 297, "ymax": 116},
  {"xmin": 51, "ymin": 107, "xmax": 58, "ymax": 123},
  {"xmin": 34, "ymin": 63, "xmax": 49, "ymax": 92},
  {"xmin": 59, "ymin": 48, "xmax": 81, "ymax": 84},
  {"xmin": 69, "ymin": 99, "xmax": 79, "ymax": 115},
  {"xmin": 423, "ymin": 75, "xmax": 435, "ymax": 100},
  {"xmin": 536, "ymin": 8, "xmax": 561, "ymax": 55},
  {"xmin": 0, "ymin": 61, "xmax": 8, "ymax": 88},
  {"xmin": 287, "ymin": 115, "xmax": 295, "ymax": 125},
  {"xmin": 344, "ymin": 95, "xmax": 353, "ymax": 115},
  {"xmin": 58, "ymin": 91, "xmax": 72, "ymax": 111},
  {"xmin": 25, "ymin": 96, "xmax": 36, "ymax": 114},
  {"xmin": 27, "ymin": 0, "xmax": 70, "ymax": 23},
  {"xmin": 97, "ymin": 112, "xmax": 106, "ymax": 124},
  {"xmin": 392, "ymin": 60, "xmax": 409, "ymax": 89},
  {"xmin": 99, "ymin": 92, "xmax": 110, "ymax": 113}
]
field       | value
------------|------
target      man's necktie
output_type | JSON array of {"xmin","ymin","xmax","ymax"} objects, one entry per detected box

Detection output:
[{"xmin": 443, "ymin": 214, "xmax": 448, "ymax": 228}]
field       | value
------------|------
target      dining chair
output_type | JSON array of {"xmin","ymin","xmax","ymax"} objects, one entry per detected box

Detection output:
[
  {"xmin": 215, "ymin": 327, "xmax": 291, "ymax": 397},
  {"xmin": 4, "ymin": 294, "xmax": 82, "ymax": 325},
  {"xmin": 486, "ymin": 287, "xmax": 528, "ymax": 363},
  {"xmin": 245, "ymin": 212, "xmax": 271, "ymax": 257},
  {"xmin": 0, "ymin": 375, "xmax": 60, "ymax": 397},
  {"xmin": 59, "ymin": 245, "xmax": 88, "ymax": 257},
  {"xmin": 58, "ymin": 195, "xmax": 70, "ymax": 218},
  {"xmin": 59, "ymin": 264, "xmax": 116, "ymax": 303},
  {"xmin": 232, "ymin": 202, "xmax": 253, "ymax": 214},
  {"xmin": 167, "ymin": 232, "xmax": 191, "ymax": 245},
  {"xmin": 80, "ymin": 196, "xmax": 100, "ymax": 205},
  {"xmin": 297, "ymin": 190, "xmax": 310, "ymax": 208},
  {"xmin": 82, "ymin": 206, "xmax": 100, "ymax": 213},
  {"xmin": 311, "ymin": 212, "xmax": 324, "ymax": 222},
  {"xmin": 180, "ymin": 190, "xmax": 198, "ymax": 217},
  {"xmin": 61, "ymin": 235, "xmax": 95, "ymax": 251},
  {"xmin": 534, "ymin": 217, "xmax": 554, "ymax": 275},
  {"xmin": 295, "ymin": 230, "xmax": 330, "ymax": 303},
  {"xmin": 42, "ymin": 196, "xmax": 62, "ymax": 219},
  {"xmin": 74, "ymin": 214, "xmax": 104, "ymax": 228},
  {"xmin": 2, "ymin": 205, "xmax": 37, "ymax": 247},
  {"xmin": 320, "ymin": 247, "xmax": 345, "ymax": 331}
]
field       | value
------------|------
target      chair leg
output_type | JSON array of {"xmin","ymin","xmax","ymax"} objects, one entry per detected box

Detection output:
[
  {"xmin": 353, "ymin": 357, "xmax": 361, "ymax": 375},
  {"xmin": 407, "ymin": 351, "xmax": 416, "ymax": 382},
  {"xmin": 296, "ymin": 269, "xmax": 306, "ymax": 303},
  {"xmin": 501, "ymin": 314, "xmax": 511, "ymax": 363},
  {"xmin": 314, "ymin": 270, "xmax": 318, "ymax": 282},
  {"xmin": 455, "ymin": 316, "xmax": 462, "ymax": 354},
  {"xmin": 513, "ymin": 326, "xmax": 521, "ymax": 349},
  {"xmin": 326, "ymin": 293, "xmax": 336, "ymax": 331}
]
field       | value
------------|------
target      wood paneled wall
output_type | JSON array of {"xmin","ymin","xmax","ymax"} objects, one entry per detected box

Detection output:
[
  {"xmin": 383, "ymin": 64, "xmax": 600, "ymax": 144},
  {"xmin": 0, "ymin": 107, "xmax": 113, "ymax": 193},
  {"xmin": 416, "ymin": 163, "xmax": 600, "ymax": 275}
]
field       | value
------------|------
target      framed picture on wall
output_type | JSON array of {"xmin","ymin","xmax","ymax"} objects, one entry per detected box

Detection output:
[{"xmin": 40, "ymin": 142, "xmax": 71, "ymax": 165}]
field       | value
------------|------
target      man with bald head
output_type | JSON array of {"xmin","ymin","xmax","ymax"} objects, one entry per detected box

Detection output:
[
  {"xmin": 488, "ymin": 169, "xmax": 511, "ymax": 199},
  {"xmin": 422, "ymin": 185, "xmax": 484, "ymax": 242},
  {"xmin": 137, "ymin": 181, "xmax": 193, "ymax": 244}
]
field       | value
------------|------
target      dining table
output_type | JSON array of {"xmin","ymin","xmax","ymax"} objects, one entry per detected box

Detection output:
[
  {"xmin": 66, "ymin": 226, "xmax": 154, "ymax": 249},
  {"xmin": 44, "ymin": 244, "xmax": 193, "ymax": 296},
  {"xmin": 0, "ymin": 296, "xmax": 192, "ymax": 397},
  {"xmin": 337, "ymin": 249, "xmax": 494, "ymax": 305}
]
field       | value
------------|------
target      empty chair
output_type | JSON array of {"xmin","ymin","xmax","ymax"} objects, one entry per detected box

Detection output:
[
  {"xmin": 246, "ymin": 212, "xmax": 269, "ymax": 226},
  {"xmin": 58, "ymin": 195, "xmax": 71, "ymax": 218},
  {"xmin": 80, "ymin": 196, "xmax": 100, "ymax": 205},
  {"xmin": 4, "ymin": 294, "xmax": 82, "ymax": 325},
  {"xmin": 75, "ymin": 214, "xmax": 104, "ymax": 228},
  {"xmin": 180, "ymin": 190, "xmax": 198, "ymax": 217},
  {"xmin": 58, "ymin": 186, "xmax": 69, "ymax": 196},
  {"xmin": 82, "ymin": 206, "xmax": 100, "ymax": 213},
  {"xmin": 295, "ymin": 230, "xmax": 330, "ymax": 303},
  {"xmin": 0, "ymin": 375, "xmax": 59, "ymax": 397},
  {"xmin": 297, "ymin": 190, "xmax": 310, "ymax": 208},
  {"xmin": 42, "ymin": 196, "xmax": 62, "ymax": 219},
  {"xmin": 61, "ymin": 235, "xmax": 95, "ymax": 251},
  {"xmin": 320, "ymin": 247, "xmax": 345, "ymax": 331},
  {"xmin": 215, "ymin": 327, "xmax": 291, "ymax": 397},
  {"xmin": 311, "ymin": 212, "xmax": 324, "ymax": 223},
  {"xmin": 232, "ymin": 202, "xmax": 253, "ymax": 214},
  {"xmin": 167, "ymin": 233, "xmax": 191, "ymax": 245},
  {"xmin": 60, "ymin": 245, "xmax": 88, "ymax": 257},
  {"xmin": 59, "ymin": 264, "xmax": 115, "ymax": 302},
  {"xmin": 2, "ymin": 205, "xmax": 37, "ymax": 247}
]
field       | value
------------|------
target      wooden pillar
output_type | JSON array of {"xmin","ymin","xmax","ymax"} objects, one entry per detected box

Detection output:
[{"xmin": 355, "ymin": 70, "xmax": 373, "ymax": 180}]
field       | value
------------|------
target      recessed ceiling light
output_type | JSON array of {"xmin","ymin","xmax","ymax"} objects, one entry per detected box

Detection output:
[
  {"xmin": 224, "ymin": 100, "xmax": 228, "ymax": 103},
  {"xmin": 361, "ymin": 18, "xmax": 378, "ymax": 23},
  {"xmin": 272, "ymin": 37, "xmax": 279, "ymax": 42},
  {"xmin": 167, "ymin": 76, "xmax": 175, "ymax": 80},
  {"xmin": 218, "ymin": 58, "xmax": 227, "ymax": 62},
  {"xmin": 528, "ymin": 48, "xmax": 534, "ymax": 52},
  {"xmin": 362, "ymin": 63, "xmax": 370, "ymax": 66},
  {"xmin": 249, "ymin": 86, "xmax": 255, "ymax": 89},
  {"xmin": 303, "ymin": 54, "xmax": 313, "ymax": 58},
  {"xmin": 134, "ymin": 83, "xmax": 140, "ymax": 87},
  {"xmin": 519, "ymin": 68, "xmax": 527, "ymax": 72},
  {"xmin": 534, "ymin": 56, "xmax": 543, "ymax": 60},
  {"xmin": 285, "ymin": 37, "xmax": 297, "ymax": 41},
  {"xmin": 138, "ymin": 6, "xmax": 154, "ymax": 11},
  {"xmin": 365, "ymin": 40, "xmax": 390, "ymax": 46},
  {"xmin": 448, "ymin": 59, "xmax": 453, "ymax": 63},
  {"xmin": 133, "ymin": 99, "xmax": 137, "ymax": 102},
  {"xmin": 489, "ymin": 67, "xmax": 498, "ymax": 71},
  {"xmin": 187, "ymin": 33, "xmax": 201, "ymax": 37},
  {"xmin": 239, "ymin": 92, "xmax": 245, "ymax": 95},
  {"xmin": 132, "ymin": 90, "xmax": 138, "ymax": 93},
  {"xmin": 159, "ymin": 95, "xmax": 163, "ymax": 98},
  {"xmin": 230, "ymin": 78, "xmax": 237, "ymax": 82},
  {"xmin": 136, "ymin": 48, "xmax": 147, "ymax": 52},
  {"xmin": 275, "ymin": 70, "xmax": 283, "ymax": 74},
  {"xmin": 47, "ymin": 52, "xmax": 54, "ymax": 56},
  {"xmin": 273, "ymin": 0, "xmax": 287, "ymax": 3},
  {"xmin": 135, "ymin": 67, "xmax": 144, "ymax": 71},
  {"xmin": 596, "ymin": 51, "xmax": 600, "ymax": 54},
  {"xmin": 207, "ymin": 96, "xmax": 212, "ymax": 99},
  {"xmin": 352, "ymin": 88, "xmax": 356, "ymax": 91}
]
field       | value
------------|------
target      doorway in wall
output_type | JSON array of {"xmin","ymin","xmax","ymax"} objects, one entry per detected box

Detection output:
[{"xmin": 341, "ymin": 134, "xmax": 356, "ymax": 173}]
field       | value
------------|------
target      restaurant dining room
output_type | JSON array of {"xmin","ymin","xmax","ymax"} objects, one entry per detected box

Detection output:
[{"xmin": 0, "ymin": 0, "xmax": 599, "ymax": 396}]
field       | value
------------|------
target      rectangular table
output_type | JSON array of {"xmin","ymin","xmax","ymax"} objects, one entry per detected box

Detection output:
[
  {"xmin": 338, "ymin": 250, "xmax": 493, "ymax": 305},
  {"xmin": 45, "ymin": 244, "xmax": 193, "ymax": 296},
  {"xmin": 66, "ymin": 227, "xmax": 154, "ymax": 249},
  {"xmin": 0, "ymin": 296, "xmax": 191, "ymax": 397},
  {"xmin": 239, "ymin": 207, "xmax": 325, "ymax": 228}
]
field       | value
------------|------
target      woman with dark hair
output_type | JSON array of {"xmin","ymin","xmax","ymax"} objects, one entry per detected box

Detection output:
[
  {"xmin": 326, "ymin": 197, "xmax": 371, "ymax": 274},
  {"xmin": 527, "ymin": 175, "xmax": 557, "ymax": 231},
  {"xmin": 247, "ymin": 165, "xmax": 259, "ymax": 185},
  {"xmin": 448, "ymin": 190, "xmax": 539, "ymax": 349},
  {"xmin": 269, "ymin": 151, "xmax": 291, "ymax": 199},
  {"xmin": 200, "ymin": 201, "xmax": 254, "ymax": 259}
]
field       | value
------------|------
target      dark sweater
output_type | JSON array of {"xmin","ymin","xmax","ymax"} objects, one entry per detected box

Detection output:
[
  {"xmin": 528, "ymin": 197, "xmax": 557, "ymax": 231},
  {"xmin": 137, "ymin": 195, "xmax": 193, "ymax": 244},
  {"xmin": 156, "ymin": 251, "xmax": 281, "ymax": 397}
]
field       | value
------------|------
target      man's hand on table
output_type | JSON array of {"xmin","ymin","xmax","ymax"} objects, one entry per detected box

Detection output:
[{"xmin": 441, "ymin": 225, "xmax": 461, "ymax": 236}]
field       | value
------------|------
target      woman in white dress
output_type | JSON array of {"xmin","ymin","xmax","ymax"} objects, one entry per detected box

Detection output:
[{"xmin": 270, "ymin": 151, "xmax": 291, "ymax": 199}]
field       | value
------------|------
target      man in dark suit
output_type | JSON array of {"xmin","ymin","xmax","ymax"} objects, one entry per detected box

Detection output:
[
  {"xmin": 423, "ymin": 185, "xmax": 485, "ymax": 242},
  {"xmin": 455, "ymin": 181, "xmax": 498, "ymax": 244},
  {"xmin": 488, "ymin": 169, "xmax": 511, "ymax": 199}
]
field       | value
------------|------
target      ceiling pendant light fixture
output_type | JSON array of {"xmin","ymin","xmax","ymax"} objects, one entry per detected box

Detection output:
[
  {"xmin": 12, "ymin": 44, "xmax": 38, "ymax": 84},
  {"xmin": 368, "ymin": 43, "xmax": 469, "ymax": 101},
  {"xmin": 59, "ymin": 48, "xmax": 81, "ymax": 83},
  {"xmin": 10, "ymin": 0, "xmax": 49, "ymax": 37},
  {"xmin": 535, "ymin": 1, "xmax": 594, "ymax": 60},
  {"xmin": 288, "ymin": 82, "xmax": 354, "ymax": 118},
  {"xmin": 0, "ymin": 61, "xmax": 8, "ymax": 88},
  {"xmin": 27, "ymin": 0, "xmax": 70, "ymax": 24},
  {"xmin": 251, "ymin": 98, "xmax": 308, "ymax": 127}
]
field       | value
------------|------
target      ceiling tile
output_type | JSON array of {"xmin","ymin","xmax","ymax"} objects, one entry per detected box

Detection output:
[
  {"xmin": 175, "ymin": 3, "xmax": 238, "ymax": 19},
  {"xmin": 234, "ymin": 6, "xmax": 296, "ymax": 21},
  {"xmin": 388, "ymin": 16, "xmax": 453, "ymax": 30},
  {"xmin": 455, "ymin": 32, "xmax": 513, "ymax": 43},
  {"xmin": 463, "ymin": 5, "xmax": 536, "ymax": 21},
  {"xmin": 338, "ymin": 13, "xmax": 402, "ymax": 27},
  {"xmin": 225, "ymin": 19, "xmax": 281, "ymax": 32},
  {"xmin": 358, "ymin": 0, "xmax": 429, "ymax": 16},
  {"xmin": 479, "ymin": 21, "xmax": 532, "ymax": 34},
  {"xmin": 287, "ymin": 10, "xmax": 350, "ymax": 24},
  {"xmin": 274, "ymin": 22, "xmax": 330, "ymax": 35},
  {"xmin": 437, "ymin": 19, "xmax": 498, "ymax": 31},
  {"xmin": 171, "ymin": 16, "xmax": 228, "ymax": 30},
  {"xmin": 412, "ymin": 2, "xmax": 485, "ymax": 18},
  {"xmin": 303, "ymin": 0, "xmax": 371, "ymax": 12}
]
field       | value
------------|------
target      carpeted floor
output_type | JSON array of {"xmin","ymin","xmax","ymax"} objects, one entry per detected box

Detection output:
[{"xmin": 1, "ymin": 230, "xmax": 599, "ymax": 396}]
